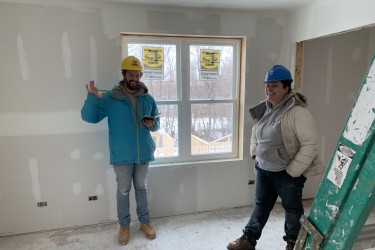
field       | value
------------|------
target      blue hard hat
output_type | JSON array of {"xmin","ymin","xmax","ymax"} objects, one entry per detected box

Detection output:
[{"xmin": 264, "ymin": 65, "xmax": 293, "ymax": 83}]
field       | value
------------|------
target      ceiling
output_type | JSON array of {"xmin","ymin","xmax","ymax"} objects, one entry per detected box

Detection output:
[{"xmin": 105, "ymin": 0, "xmax": 313, "ymax": 12}]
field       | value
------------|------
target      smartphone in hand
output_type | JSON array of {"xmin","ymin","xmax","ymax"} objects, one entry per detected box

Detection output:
[{"xmin": 142, "ymin": 113, "xmax": 161, "ymax": 122}]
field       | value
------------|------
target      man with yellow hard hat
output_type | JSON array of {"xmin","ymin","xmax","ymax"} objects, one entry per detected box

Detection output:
[{"xmin": 81, "ymin": 55, "xmax": 159, "ymax": 245}]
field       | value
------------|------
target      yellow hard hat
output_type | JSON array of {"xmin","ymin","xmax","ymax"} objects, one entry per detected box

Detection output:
[{"xmin": 121, "ymin": 56, "xmax": 143, "ymax": 71}]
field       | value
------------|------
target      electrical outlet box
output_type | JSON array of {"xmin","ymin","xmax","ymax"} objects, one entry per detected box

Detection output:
[
  {"xmin": 88, "ymin": 196, "xmax": 98, "ymax": 201},
  {"xmin": 37, "ymin": 201, "xmax": 47, "ymax": 207}
]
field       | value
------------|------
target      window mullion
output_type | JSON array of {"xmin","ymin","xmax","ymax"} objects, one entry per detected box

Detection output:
[{"xmin": 178, "ymin": 39, "xmax": 191, "ymax": 159}]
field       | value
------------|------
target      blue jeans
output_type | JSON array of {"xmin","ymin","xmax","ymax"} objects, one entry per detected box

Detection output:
[
  {"xmin": 113, "ymin": 163, "xmax": 150, "ymax": 227},
  {"xmin": 243, "ymin": 164, "xmax": 306, "ymax": 245}
]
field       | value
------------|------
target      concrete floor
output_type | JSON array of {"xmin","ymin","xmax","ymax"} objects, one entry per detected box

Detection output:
[{"xmin": 0, "ymin": 200, "xmax": 374, "ymax": 250}]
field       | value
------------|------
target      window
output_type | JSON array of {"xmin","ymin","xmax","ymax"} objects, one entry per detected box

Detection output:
[{"xmin": 121, "ymin": 33, "xmax": 245, "ymax": 165}]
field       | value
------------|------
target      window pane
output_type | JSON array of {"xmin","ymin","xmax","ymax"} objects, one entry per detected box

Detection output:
[
  {"xmin": 190, "ymin": 45, "xmax": 234, "ymax": 100},
  {"xmin": 152, "ymin": 104, "xmax": 179, "ymax": 158},
  {"xmin": 128, "ymin": 43, "xmax": 177, "ymax": 101},
  {"xmin": 191, "ymin": 103, "xmax": 233, "ymax": 155}
]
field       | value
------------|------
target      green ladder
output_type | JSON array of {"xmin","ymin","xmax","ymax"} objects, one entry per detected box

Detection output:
[{"xmin": 295, "ymin": 53, "xmax": 375, "ymax": 250}]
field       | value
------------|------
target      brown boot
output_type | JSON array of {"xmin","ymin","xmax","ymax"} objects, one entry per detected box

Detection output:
[
  {"xmin": 140, "ymin": 224, "xmax": 156, "ymax": 239},
  {"xmin": 227, "ymin": 235, "xmax": 255, "ymax": 250},
  {"xmin": 286, "ymin": 240, "xmax": 296, "ymax": 250},
  {"xmin": 118, "ymin": 226, "xmax": 129, "ymax": 245}
]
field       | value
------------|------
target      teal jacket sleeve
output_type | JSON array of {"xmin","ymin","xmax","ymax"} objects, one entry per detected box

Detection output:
[{"xmin": 81, "ymin": 93, "xmax": 109, "ymax": 123}]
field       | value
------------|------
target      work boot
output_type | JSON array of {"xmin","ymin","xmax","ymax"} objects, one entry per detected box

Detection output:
[
  {"xmin": 286, "ymin": 239, "xmax": 296, "ymax": 250},
  {"xmin": 140, "ymin": 223, "xmax": 156, "ymax": 239},
  {"xmin": 227, "ymin": 235, "xmax": 255, "ymax": 250},
  {"xmin": 118, "ymin": 226, "xmax": 129, "ymax": 245}
]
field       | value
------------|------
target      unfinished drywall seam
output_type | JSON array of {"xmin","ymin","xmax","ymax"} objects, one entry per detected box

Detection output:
[
  {"xmin": 294, "ymin": 42, "xmax": 303, "ymax": 91},
  {"xmin": 89, "ymin": 35, "xmax": 97, "ymax": 82},
  {"xmin": 94, "ymin": 183, "xmax": 104, "ymax": 196},
  {"xmin": 17, "ymin": 34, "xmax": 30, "ymax": 81},
  {"xmin": 70, "ymin": 149, "xmax": 80, "ymax": 160},
  {"xmin": 72, "ymin": 182, "xmax": 82, "ymax": 196},
  {"xmin": 93, "ymin": 152, "xmax": 105, "ymax": 161},
  {"xmin": 29, "ymin": 159, "xmax": 42, "ymax": 201}
]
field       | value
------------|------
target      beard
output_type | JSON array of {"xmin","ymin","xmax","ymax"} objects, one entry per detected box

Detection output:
[{"xmin": 125, "ymin": 80, "xmax": 139, "ymax": 91}]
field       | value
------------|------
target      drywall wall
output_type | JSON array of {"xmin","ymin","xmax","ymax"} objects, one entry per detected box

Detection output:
[
  {"xmin": 287, "ymin": 0, "xmax": 375, "ymax": 198},
  {"xmin": 300, "ymin": 28, "xmax": 375, "ymax": 198},
  {"xmin": 0, "ymin": 0, "xmax": 291, "ymax": 235}
]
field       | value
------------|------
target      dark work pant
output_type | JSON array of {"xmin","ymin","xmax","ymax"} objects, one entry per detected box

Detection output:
[{"xmin": 243, "ymin": 164, "xmax": 306, "ymax": 245}]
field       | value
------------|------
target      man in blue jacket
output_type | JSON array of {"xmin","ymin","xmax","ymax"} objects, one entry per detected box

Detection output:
[{"xmin": 81, "ymin": 55, "xmax": 160, "ymax": 245}]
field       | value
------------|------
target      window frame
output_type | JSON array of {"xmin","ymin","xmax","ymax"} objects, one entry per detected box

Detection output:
[{"xmin": 121, "ymin": 33, "xmax": 246, "ymax": 165}]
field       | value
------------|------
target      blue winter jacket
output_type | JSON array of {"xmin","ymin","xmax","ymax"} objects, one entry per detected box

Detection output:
[{"xmin": 81, "ymin": 81, "xmax": 160, "ymax": 165}]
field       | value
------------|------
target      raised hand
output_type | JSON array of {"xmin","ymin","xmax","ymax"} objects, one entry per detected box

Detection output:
[{"xmin": 85, "ymin": 80, "xmax": 104, "ymax": 98}]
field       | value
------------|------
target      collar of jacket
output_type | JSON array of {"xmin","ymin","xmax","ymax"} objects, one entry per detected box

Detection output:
[
  {"xmin": 249, "ymin": 91, "xmax": 307, "ymax": 121},
  {"xmin": 110, "ymin": 80, "xmax": 148, "ymax": 100}
]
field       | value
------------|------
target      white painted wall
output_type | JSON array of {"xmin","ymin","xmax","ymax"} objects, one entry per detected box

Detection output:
[{"xmin": 0, "ymin": 0, "xmax": 291, "ymax": 235}]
